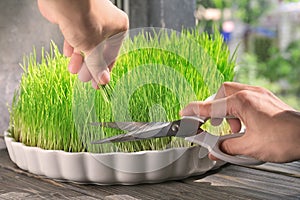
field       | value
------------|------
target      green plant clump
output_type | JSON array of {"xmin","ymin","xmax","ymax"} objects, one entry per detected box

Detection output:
[{"xmin": 10, "ymin": 29, "xmax": 235, "ymax": 153}]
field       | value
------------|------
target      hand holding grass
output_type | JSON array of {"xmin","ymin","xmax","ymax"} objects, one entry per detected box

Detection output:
[
  {"xmin": 37, "ymin": 0, "xmax": 129, "ymax": 88},
  {"xmin": 180, "ymin": 82, "xmax": 300, "ymax": 163}
]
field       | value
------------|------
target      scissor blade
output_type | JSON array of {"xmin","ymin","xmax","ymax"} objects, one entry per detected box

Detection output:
[
  {"xmin": 91, "ymin": 121, "xmax": 176, "ymax": 144},
  {"xmin": 91, "ymin": 133, "xmax": 138, "ymax": 144},
  {"xmin": 185, "ymin": 131, "xmax": 219, "ymax": 151},
  {"xmin": 90, "ymin": 121, "xmax": 167, "ymax": 132}
]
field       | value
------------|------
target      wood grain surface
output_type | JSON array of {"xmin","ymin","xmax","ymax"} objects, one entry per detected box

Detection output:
[{"xmin": 0, "ymin": 149, "xmax": 299, "ymax": 200}]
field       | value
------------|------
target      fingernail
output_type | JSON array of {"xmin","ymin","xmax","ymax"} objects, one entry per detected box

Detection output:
[
  {"xmin": 210, "ymin": 118, "xmax": 223, "ymax": 126},
  {"xmin": 91, "ymin": 79, "xmax": 99, "ymax": 89},
  {"xmin": 68, "ymin": 53, "xmax": 83, "ymax": 74},
  {"xmin": 68, "ymin": 64, "xmax": 76, "ymax": 74},
  {"xmin": 98, "ymin": 70, "xmax": 110, "ymax": 85}
]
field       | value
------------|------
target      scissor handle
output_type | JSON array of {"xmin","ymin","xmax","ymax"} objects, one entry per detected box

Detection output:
[{"xmin": 210, "ymin": 133, "xmax": 265, "ymax": 166}]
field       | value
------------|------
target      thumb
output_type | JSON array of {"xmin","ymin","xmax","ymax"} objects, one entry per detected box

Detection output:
[
  {"xmin": 84, "ymin": 42, "xmax": 110, "ymax": 85},
  {"xmin": 219, "ymin": 135, "xmax": 249, "ymax": 156}
]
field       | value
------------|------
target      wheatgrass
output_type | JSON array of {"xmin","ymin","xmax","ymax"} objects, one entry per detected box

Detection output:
[{"xmin": 9, "ymin": 30, "xmax": 235, "ymax": 153}]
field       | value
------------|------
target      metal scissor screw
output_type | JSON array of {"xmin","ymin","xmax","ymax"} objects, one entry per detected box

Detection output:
[{"xmin": 171, "ymin": 124, "xmax": 179, "ymax": 132}]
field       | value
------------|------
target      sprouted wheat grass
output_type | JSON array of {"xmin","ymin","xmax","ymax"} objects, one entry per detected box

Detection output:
[{"xmin": 9, "ymin": 29, "xmax": 236, "ymax": 153}]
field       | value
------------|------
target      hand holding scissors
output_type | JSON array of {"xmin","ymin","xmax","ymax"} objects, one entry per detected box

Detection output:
[{"xmin": 91, "ymin": 116, "xmax": 264, "ymax": 166}]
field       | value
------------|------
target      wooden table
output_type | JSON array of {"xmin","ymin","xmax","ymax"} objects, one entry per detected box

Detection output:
[{"xmin": 0, "ymin": 147, "xmax": 299, "ymax": 200}]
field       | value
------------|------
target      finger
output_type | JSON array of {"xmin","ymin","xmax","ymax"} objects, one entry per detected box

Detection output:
[
  {"xmin": 103, "ymin": 31, "xmax": 127, "ymax": 71},
  {"xmin": 68, "ymin": 51, "xmax": 83, "ymax": 74},
  {"xmin": 84, "ymin": 41, "xmax": 110, "ymax": 84},
  {"xmin": 220, "ymin": 134, "xmax": 249, "ymax": 156},
  {"xmin": 180, "ymin": 96, "xmax": 243, "ymax": 132},
  {"xmin": 227, "ymin": 118, "xmax": 242, "ymax": 133},
  {"xmin": 216, "ymin": 82, "xmax": 263, "ymax": 99},
  {"xmin": 91, "ymin": 79, "xmax": 99, "ymax": 90},
  {"xmin": 99, "ymin": 69, "xmax": 110, "ymax": 85},
  {"xmin": 180, "ymin": 83, "xmax": 255, "ymax": 118},
  {"xmin": 180, "ymin": 98, "xmax": 229, "ymax": 117},
  {"xmin": 208, "ymin": 153, "xmax": 220, "ymax": 161},
  {"xmin": 179, "ymin": 101, "xmax": 210, "ymax": 117},
  {"xmin": 63, "ymin": 40, "xmax": 73, "ymax": 57},
  {"xmin": 210, "ymin": 97, "xmax": 228, "ymax": 126},
  {"xmin": 78, "ymin": 62, "xmax": 92, "ymax": 82}
]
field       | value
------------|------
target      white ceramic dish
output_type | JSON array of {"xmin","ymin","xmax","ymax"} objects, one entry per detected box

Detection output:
[{"xmin": 4, "ymin": 131, "xmax": 225, "ymax": 185}]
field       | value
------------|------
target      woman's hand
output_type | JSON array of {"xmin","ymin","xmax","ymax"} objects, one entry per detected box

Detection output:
[
  {"xmin": 38, "ymin": 0, "xmax": 129, "ymax": 88},
  {"xmin": 180, "ymin": 82, "xmax": 300, "ymax": 163}
]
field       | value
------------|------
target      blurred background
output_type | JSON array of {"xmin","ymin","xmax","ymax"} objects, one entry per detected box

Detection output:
[
  {"xmin": 193, "ymin": 0, "xmax": 300, "ymax": 110},
  {"xmin": 0, "ymin": 0, "xmax": 300, "ymax": 138}
]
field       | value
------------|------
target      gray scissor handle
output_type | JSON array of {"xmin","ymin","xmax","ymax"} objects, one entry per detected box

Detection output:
[
  {"xmin": 185, "ymin": 132, "xmax": 265, "ymax": 166},
  {"xmin": 211, "ymin": 133, "xmax": 265, "ymax": 166}
]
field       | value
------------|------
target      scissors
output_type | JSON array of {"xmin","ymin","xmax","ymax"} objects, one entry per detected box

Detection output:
[{"xmin": 91, "ymin": 116, "xmax": 264, "ymax": 166}]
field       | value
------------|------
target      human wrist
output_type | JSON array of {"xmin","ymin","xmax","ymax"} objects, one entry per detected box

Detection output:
[
  {"xmin": 285, "ymin": 111, "xmax": 300, "ymax": 162},
  {"xmin": 292, "ymin": 112, "xmax": 300, "ymax": 160}
]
